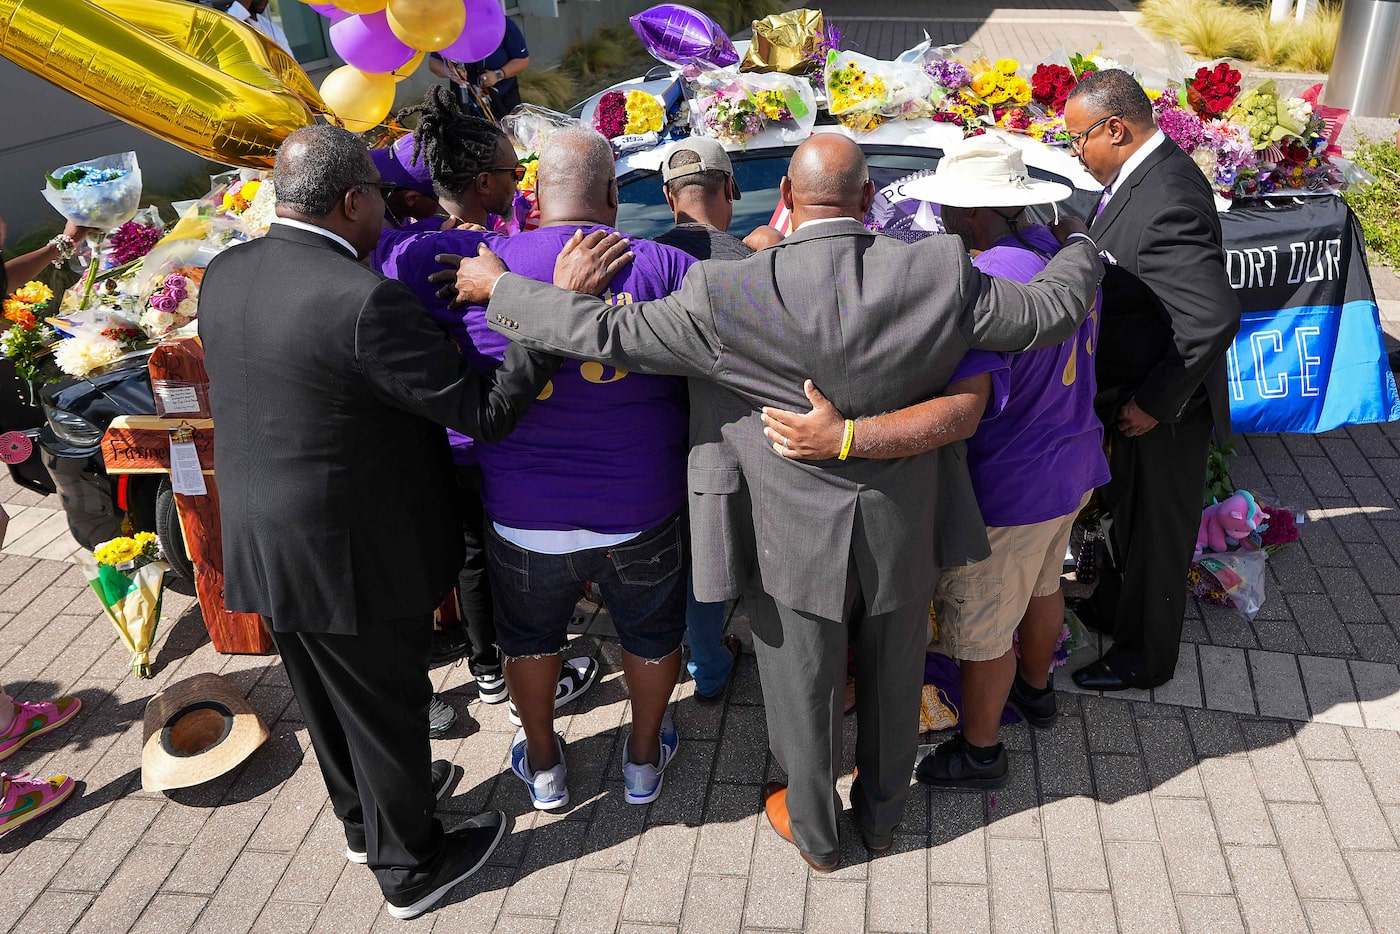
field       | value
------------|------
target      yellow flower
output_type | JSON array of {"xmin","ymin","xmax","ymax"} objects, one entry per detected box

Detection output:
[
  {"xmin": 623, "ymin": 90, "xmax": 664, "ymax": 134},
  {"xmin": 1007, "ymin": 77, "xmax": 1032, "ymax": 105},
  {"xmin": 519, "ymin": 160, "xmax": 538, "ymax": 192},
  {"xmin": 1144, "ymin": 88, "xmax": 1163, "ymax": 101},
  {"xmin": 994, "ymin": 58, "xmax": 1021, "ymax": 76},
  {"xmin": 240, "ymin": 180, "xmax": 261, "ymax": 202},
  {"xmin": 13, "ymin": 282, "xmax": 53, "ymax": 306},
  {"xmin": 95, "ymin": 536, "xmax": 143, "ymax": 566},
  {"xmin": 970, "ymin": 73, "xmax": 998, "ymax": 98}
]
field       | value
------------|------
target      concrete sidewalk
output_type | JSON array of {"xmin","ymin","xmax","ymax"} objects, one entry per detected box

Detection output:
[{"xmin": 3, "ymin": 3, "xmax": 1400, "ymax": 930}]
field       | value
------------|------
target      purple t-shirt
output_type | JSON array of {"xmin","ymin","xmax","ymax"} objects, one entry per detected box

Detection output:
[
  {"xmin": 406, "ymin": 224, "xmax": 693, "ymax": 534},
  {"xmin": 382, "ymin": 228, "xmax": 510, "ymax": 467},
  {"xmin": 958, "ymin": 225, "xmax": 1110, "ymax": 527},
  {"xmin": 371, "ymin": 217, "xmax": 446, "ymax": 276}
]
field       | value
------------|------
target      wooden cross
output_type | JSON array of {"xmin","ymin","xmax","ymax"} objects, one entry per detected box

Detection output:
[{"xmin": 101, "ymin": 338, "xmax": 272, "ymax": 656}]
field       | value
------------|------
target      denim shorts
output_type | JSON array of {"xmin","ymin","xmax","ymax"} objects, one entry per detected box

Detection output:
[{"xmin": 486, "ymin": 510, "xmax": 687, "ymax": 660}]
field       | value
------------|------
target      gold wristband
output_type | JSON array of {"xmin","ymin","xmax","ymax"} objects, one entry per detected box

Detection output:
[{"xmin": 838, "ymin": 419, "xmax": 855, "ymax": 461}]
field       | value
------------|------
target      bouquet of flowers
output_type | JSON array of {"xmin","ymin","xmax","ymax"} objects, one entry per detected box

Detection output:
[
  {"xmin": 1185, "ymin": 62, "xmax": 1242, "ymax": 118},
  {"xmin": 2, "ymin": 281, "xmax": 59, "ymax": 383},
  {"xmin": 138, "ymin": 270, "xmax": 202, "ymax": 338},
  {"xmin": 593, "ymin": 89, "xmax": 666, "ymax": 140},
  {"xmin": 826, "ymin": 50, "xmax": 933, "ymax": 132},
  {"xmin": 1154, "ymin": 94, "xmax": 1259, "ymax": 200},
  {"xmin": 41, "ymin": 152, "xmax": 143, "ymax": 230},
  {"xmin": 686, "ymin": 66, "xmax": 816, "ymax": 145},
  {"xmin": 108, "ymin": 220, "xmax": 163, "ymax": 266},
  {"xmin": 1031, "ymin": 63, "xmax": 1077, "ymax": 112},
  {"xmin": 1225, "ymin": 80, "xmax": 1308, "ymax": 151},
  {"xmin": 52, "ymin": 329, "xmax": 129, "ymax": 379},
  {"xmin": 78, "ymin": 532, "xmax": 169, "ymax": 678},
  {"xmin": 212, "ymin": 174, "xmax": 276, "ymax": 240}
]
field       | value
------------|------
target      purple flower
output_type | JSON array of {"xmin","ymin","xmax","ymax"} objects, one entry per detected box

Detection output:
[
  {"xmin": 925, "ymin": 59, "xmax": 972, "ymax": 90},
  {"xmin": 164, "ymin": 274, "xmax": 187, "ymax": 290},
  {"xmin": 169, "ymin": 288, "xmax": 188, "ymax": 303},
  {"xmin": 1156, "ymin": 106, "xmax": 1205, "ymax": 154},
  {"xmin": 151, "ymin": 292, "xmax": 179, "ymax": 313}
]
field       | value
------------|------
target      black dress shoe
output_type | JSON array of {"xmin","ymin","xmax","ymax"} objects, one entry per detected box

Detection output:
[
  {"xmin": 914, "ymin": 733, "xmax": 1009, "ymax": 790},
  {"xmin": 1072, "ymin": 658, "xmax": 1144, "ymax": 692}
]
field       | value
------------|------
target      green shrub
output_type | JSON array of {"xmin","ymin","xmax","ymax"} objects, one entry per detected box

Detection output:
[
  {"xmin": 694, "ymin": 0, "xmax": 785, "ymax": 36},
  {"xmin": 1139, "ymin": 0, "xmax": 1342, "ymax": 71},
  {"xmin": 1239, "ymin": 8, "xmax": 1294, "ymax": 66},
  {"xmin": 562, "ymin": 34, "xmax": 629, "ymax": 79},
  {"xmin": 1283, "ymin": 1, "xmax": 1341, "ymax": 72},
  {"xmin": 1344, "ymin": 135, "xmax": 1400, "ymax": 269},
  {"xmin": 518, "ymin": 68, "xmax": 578, "ymax": 112}
]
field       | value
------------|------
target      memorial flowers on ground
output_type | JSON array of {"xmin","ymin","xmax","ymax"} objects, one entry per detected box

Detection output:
[{"xmin": 80, "ymin": 532, "xmax": 170, "ymax": 679}]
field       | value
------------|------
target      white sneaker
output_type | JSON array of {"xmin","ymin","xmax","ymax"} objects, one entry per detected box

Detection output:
[
  {"xmin": 510, "ymin": 728, "xmax": 569, "ymax": 811},
  {"xmin": 507, "ymin": 656, "xmax": 599, "ymax": 726},
  {"xmin": 622, "ymin": 712, "xmax": 680, "ymax": 805}
]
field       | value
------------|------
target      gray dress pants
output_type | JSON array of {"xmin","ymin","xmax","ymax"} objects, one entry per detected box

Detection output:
[{"xmin": 746, "ymin": 580, "xmax": 929, "ymax": 863}]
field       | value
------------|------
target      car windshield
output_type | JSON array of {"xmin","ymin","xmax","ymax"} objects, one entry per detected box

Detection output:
[
  {"xmin": 617, "ymin": 149, "xmax": 942, "ymax": 240},
  {"xmin": 615, "ymin": 146, "xmax": 1097, "ymax": 240}
]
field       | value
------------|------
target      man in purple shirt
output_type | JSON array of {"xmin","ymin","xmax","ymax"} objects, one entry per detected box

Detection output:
[{"xmin": 400, "ymin": 127, "xmax": 694, "ymax": 811}]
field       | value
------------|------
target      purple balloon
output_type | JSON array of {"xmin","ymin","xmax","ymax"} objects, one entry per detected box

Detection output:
[
  {"xmin": 439, "ymin": 0, "xmax": 506, "ymax": 63},
  {"xmin": 630, "ymin": 4, "xmax": 738, "ymax": 69},
  {"xmin": 330, "ymin": 11, "xmax": 417, "ymax": 74},
  {"xmin": 307, "ymin": 2, "xmax": 339, "ymax": 16}
]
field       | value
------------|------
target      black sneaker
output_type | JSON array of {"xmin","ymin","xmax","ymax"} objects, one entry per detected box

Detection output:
[
  {"xmin": 383, "ymin": 810, "xmax": 509, "ymax": 920},
  {"xmin": 914, "ymin": 733, "xmax": 1009, "ymax": 790},
  {"xmin": 507, "ymin": 656, "xmax": 599, "ymax": 727},
  {"xmin": 430, "ymin": 629, "xmax": 471, "ymax": 669},
  {"xmin": 1008, "ymin": 671, "xmax": 1058, "ymax": 728},
  {"xmin": 345, "ymin": 760, "xmax": 461, "ymax": 862},
  {"xmin": 428, "ymin": 694, "xmax": 457, "ymax": 738}
]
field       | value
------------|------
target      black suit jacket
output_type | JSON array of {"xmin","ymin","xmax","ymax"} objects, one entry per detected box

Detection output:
[
  {"xmin": 1090, "ymin": 139, "xmax": 1241, "ymax": 438},
  {"xmin": 199, "ymin": 223, "xmax": 554, "ymax": 634}
]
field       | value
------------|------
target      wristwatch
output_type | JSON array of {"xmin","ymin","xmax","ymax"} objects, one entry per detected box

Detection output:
[{"xmin": 495, "ymin": 68, "xmax": 504, "ymax": 82}]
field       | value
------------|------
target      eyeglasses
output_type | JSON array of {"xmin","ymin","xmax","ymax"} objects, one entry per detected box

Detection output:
[
  {"xmin": 480, "ymin": 164, "xmax": 526, "ymax": 181},
  {"xmin": 347, "ymin": 179, "xmax": 397, "ymax": 199},
  {"xmin": 1068, "ymin": 114, "xmax": 1118, "ymax": 153}
]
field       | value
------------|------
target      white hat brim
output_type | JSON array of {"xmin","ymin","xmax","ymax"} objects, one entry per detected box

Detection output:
[{"xmin": 902, "ymin": 174, "xmax": 1074, "ymax": 208}]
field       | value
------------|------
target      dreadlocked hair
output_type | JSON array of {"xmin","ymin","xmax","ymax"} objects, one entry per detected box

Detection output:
[{"xmin": 400, "ymin": 85, "xmax": 503, "ymax": 198}]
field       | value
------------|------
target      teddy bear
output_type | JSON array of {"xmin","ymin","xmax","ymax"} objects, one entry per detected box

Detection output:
[{"xmin": 1195, "ymin": 490, "xmax": 1269, "ymax": 560}]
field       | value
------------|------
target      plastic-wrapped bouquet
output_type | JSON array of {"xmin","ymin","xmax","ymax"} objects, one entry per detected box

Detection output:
[
  {"xmin": 1153, "ymin": 94, "xmax": 1258, "ymax": 200},
  {"xmin": 1225, "ymin": 80, "xmax": 1307, "ymax": 151},
  {"xmin": 79, "ymin": 532, "xmax": 170, "ymax": 678},
  {"xmin": 826, "ymin": 50, "xmax": 933, "ymax": 132},
  {"xmin": 138, "ymin": 270, "xmax": 202, "ymax": 338},
  {"xmin": 1030, "ymin": 63, "xmax": 1077, "ymax": 112},
  {"xmin": 108, "ymin": 220, "xmax": 163, "ymax": 266},
  {"xmin": 686, "ymin": 66, "xmax": 815, "ymax": 145},
  {"xmin": 41, "ymin": 152, "xmax": 143, "ymax": 230},
  {"xmin": 52, "ymin": 331, "xmax": 126, "ymax": 379},
  {"xmin": 1186, "ymin": 62, "xmax": 1242, "ymax": 118}
]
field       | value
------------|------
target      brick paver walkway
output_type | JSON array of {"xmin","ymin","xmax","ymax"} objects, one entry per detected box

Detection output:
[{"xmin": 4, "ymin": 2, "xmax": 1400, "ymax": 930}]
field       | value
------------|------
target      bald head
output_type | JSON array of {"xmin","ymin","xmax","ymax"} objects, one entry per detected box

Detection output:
[
  {"xmin": 536, "ymin": 126, "xmax": 619, "ymax": 225},
  {"xmin": 782, "ymin": 135, "xmax": 873, "ymax": 226}
]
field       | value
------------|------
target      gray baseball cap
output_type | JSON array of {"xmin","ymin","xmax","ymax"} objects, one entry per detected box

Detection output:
[{"xmin": 661, "ymin": 137, "xmax": 741, "ymax": 199}]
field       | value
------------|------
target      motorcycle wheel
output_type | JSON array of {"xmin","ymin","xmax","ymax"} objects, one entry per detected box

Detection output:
[{"xmin": 155, "ymin": 478, "xmax": 195, "ymax": 583}]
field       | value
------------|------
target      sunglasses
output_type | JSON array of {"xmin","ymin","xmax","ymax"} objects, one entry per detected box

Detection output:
[
  {"xmin": 1068, "ymin": 114, "xmax": 1119, "ymax": 153},
  {"xmin": 480, "ymin": 164, "xmax": 527, "ymax": 181},
  {"xmin": 348, "ymin": 179, "xmax": 398, "ymax": 198}
]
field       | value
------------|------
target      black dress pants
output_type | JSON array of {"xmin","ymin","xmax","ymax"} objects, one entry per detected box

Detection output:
[
  {"xmin": 455, "ymin": 465, "xmax": 501, "ymax": 678},
  {"xmin": 272, "ymin": 616, "xmax": 445, "ymax": 900},
  {"xmin": 1087, "ymin": 402, "xmax": 1214, "ymax": 685}
]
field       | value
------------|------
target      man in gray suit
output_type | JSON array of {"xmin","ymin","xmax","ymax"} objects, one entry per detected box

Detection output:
[{"xmin": 444, "ymin": 135, "xmax": 1103, "ymax": 870}]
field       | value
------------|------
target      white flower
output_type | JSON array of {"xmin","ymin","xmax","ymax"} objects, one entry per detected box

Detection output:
[
  {"xmin": 139, "ymin": 309, "xmax": 178, "ymax": 335},
  {"xmin": 53, "ymin": 335, "xmax": 122, "ymax": 377},
  {"xmin": 176, "ymin": 298, "xmax": 197, "ymax": 316},
  {"xmin": 1091, "ymin": 54, "xmax": 1126, "ymax": 73}
]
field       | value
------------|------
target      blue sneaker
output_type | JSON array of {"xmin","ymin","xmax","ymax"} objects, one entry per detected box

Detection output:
[
  {"xmin": 510, "ymin": 728, "xmax": 569, "ymax": 811},
  {"xmin": 622, "ymin": 712, "xmax": 679, "ymax": 805}
]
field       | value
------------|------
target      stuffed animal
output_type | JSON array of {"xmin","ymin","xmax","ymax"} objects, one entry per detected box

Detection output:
[{"xmin": 1195, "ymin": 490, "xmax": 1268, "ymax": 559}]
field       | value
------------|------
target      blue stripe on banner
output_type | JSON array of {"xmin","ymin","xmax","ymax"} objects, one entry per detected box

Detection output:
[{"xmin": 1225, "ymin": 300, "xmax": 1400, "ymax": 435}]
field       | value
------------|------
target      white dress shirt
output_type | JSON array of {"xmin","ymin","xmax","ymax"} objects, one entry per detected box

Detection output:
[{"xmin": 227, "ymin": 2, "xmax": 295, "ymax": 57}]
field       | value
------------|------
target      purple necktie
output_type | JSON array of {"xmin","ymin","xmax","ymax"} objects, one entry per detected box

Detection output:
[{"xmin": 1094, "ymin": 186, "xmax": 1112, "ymax": 219}]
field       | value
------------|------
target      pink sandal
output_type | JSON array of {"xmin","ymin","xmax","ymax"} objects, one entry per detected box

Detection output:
[
  {"xmin": 0, "ymin": 697, "xmax": 82, "ymax": 764},
  {"xmin": 0, "ymin": 772, "xmax": 76, "ymax": 837}
]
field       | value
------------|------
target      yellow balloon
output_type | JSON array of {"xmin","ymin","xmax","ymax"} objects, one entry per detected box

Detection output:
[
  {"xmin": 332, "ymin": 0, "xmax": 388, "ymax": 13},
  {"xmin": 320, "ymin": 66, "xmax": 396, "ymax": 133},
  {"xmin": 391, "ymin": 51, "xmax": 427, "ymax": 83},
  {"xmin": 0, "ymin": 0, "xmax": 326, "ymax": 168},
  {"xmin": 386, "ymin": 0, "xmax": 465, "ymax": 52}
]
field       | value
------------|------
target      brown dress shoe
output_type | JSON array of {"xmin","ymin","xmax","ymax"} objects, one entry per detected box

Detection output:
[{"xmin": 761, "ymin": 782, "xmax": 838, "ymax": 872}]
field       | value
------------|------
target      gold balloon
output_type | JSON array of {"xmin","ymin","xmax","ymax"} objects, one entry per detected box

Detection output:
[
  {"xmin": 320, "ymin": 66, "xmax": 396, "ymax": 133},
  {"xmin": 0, "ymin": 0, "xmax": 326, "ymax": 168},
  {"xmin": 386, "ymin": 0, "xmax": 465, "ymax": 52},
  {"xmin": 391, "ymin": 51, "xmax": 427, "ymax": 82},
  {"xmin": 332, "ymin": 0, "xmax": 388, "ymax": 14}
]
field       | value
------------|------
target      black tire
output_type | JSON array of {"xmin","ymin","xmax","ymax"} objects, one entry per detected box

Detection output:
[{"xmin": 155, "ymin": 478, "xmax": 195, "ymax": 583}]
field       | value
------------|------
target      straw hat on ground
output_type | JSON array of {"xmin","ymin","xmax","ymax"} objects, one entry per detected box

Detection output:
[{"xmin": 141, "ymin": 673, "xmax": 269, "ymax": 792}]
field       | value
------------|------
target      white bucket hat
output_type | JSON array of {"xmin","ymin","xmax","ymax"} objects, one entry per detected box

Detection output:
[{"xmin": 903, "ymin": 136, "xmax": 1073, "ymax": 208}]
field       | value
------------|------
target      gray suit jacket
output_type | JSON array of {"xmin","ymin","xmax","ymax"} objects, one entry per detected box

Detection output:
[{"xmin": 488, "ymin": 220, "xmax": 1104, "ymax": 620}]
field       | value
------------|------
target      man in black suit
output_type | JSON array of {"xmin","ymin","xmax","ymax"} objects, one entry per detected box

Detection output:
[
  {"xmin": 199, "ymin": 126, "xmax": 559, "ymax": 920},
  {"xmin": 1063, "ymin": 70, "xmax": 1241, "ymax": 691}
]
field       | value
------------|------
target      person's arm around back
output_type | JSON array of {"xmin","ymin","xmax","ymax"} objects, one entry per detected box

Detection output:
[
  {"xmin": 959, "ymin": 220, "xmax": 1104, "ymax": 352},
  {"xmin": 355, "ymin": 278, "xmax": 556, "ymax": 441}
]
